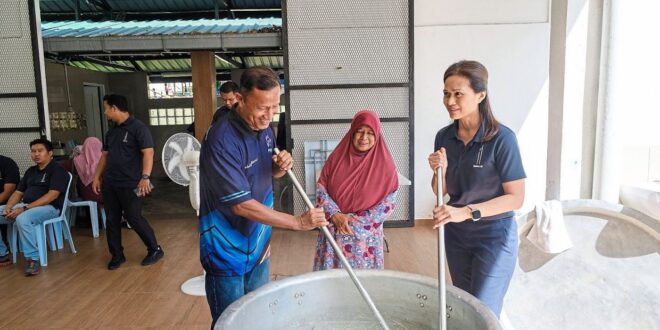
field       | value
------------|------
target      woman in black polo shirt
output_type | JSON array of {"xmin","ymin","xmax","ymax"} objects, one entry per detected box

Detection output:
[{"xmin": 428, "ymin": 60, "xmax": 526, "ymax": 317}]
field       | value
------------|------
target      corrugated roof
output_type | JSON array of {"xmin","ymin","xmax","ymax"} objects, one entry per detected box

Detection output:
[
  {"xmin": 236, "ymin": 0, "xmax": 281, "ymax": 9},
  {"xmin": 40, "ymin": 0, "xmax": 99, "ymax": 13},
  {"xmin": 41, "ymin": 18, "xmax": 282, "ymax": 38},
  {"xmin": 69, "ymin": 61, "xmax": 132, "ymax": 73},
  {"xmin": 68, "ymin": 56, "xmax": 283, "ymax": 73},
  {"xmin": 104, "ymin": 0, "xmax": 222, "ymax": 12},
  {"xmin": 243, "ymin": 56, "xmax": 283, "ymax": 68},
  {"xmin": 138, "ymin": 58, "xmax": 192, "ymax": 72},
  {"xmin": 40, "ymin": 0, "xmax": 279, "ymax": 13}
]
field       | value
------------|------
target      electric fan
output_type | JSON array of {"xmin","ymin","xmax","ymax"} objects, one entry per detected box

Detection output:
[{"xmin": 162, "ymin": 133, "xmax": 204, "ymax": 296}]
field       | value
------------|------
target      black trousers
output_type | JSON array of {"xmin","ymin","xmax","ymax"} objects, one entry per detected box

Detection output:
[{"xmin": 102, "ymin": 184, "xmax": 158, "ymax": 258}]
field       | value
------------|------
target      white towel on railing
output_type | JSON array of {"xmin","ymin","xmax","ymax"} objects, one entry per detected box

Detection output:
[{"xmin": 527, "ymin": 200, "xmax": 573, "ymax": 253}]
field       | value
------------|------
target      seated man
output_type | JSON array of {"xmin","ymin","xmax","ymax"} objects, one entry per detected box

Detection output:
[
  {"xmin": 0, "ymin": 139, "xmax": 69, "ymax": 275},
  {"xmin": 0, "ymin": 154, "xmax": 20, "ymax": 266}
]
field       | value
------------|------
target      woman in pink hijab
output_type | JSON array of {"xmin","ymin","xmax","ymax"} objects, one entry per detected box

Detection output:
[
  {"xmin": 63, "ymin": 137, "xmax": 103, "ymax": 205},
  {"xmin": 313, "ymin": 110, "xmax": 398, "ymax": 270}
]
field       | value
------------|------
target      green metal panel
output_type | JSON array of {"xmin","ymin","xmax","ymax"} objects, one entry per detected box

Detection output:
[
  {"xmin": 104, "ymin": 0, "xmax": 221, "ymax": 12},
  {"xmin": 40, "ymin": 0, "xmax": 98, "ymax": 13},
  {"xmin": 69, "ymin": 61, "xmax": 131, "ymax": 73},
  {"xmin": 41, "ymin": 18, "xmax": 281, "ymax": 38},
  {"xmin": 40, "ymin": 0, "xmax": 279, "ymax": 13},
  {"xmin": 244, "ymin": 56, "xmax": 283, "ymax": 68},
  {"xmin": 69, "ymin": 56, "xmax": 279, "ymax": 74}
]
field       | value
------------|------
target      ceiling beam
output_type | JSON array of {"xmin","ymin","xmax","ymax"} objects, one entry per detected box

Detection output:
[
  {"xmin": 214, "ymin": 54, "xmax": 242, "ymax": 68},
  {"xmin": 129, "ymin": 59, "xmax": 143, "ymax": 71},
  {"xmin": 75, "ymin": 56, "xmax": 137, "ymax": 71},
  {"xmin": 75, "ymin": 0, "xmax": 81, "ymax": 20},
  {"xmin": 85, "ymin": 0, "xmax": 112, "ymax": 12},
  {"xmin": 225, "ymin": 0, "xmax": 236, "ymax": 19}
]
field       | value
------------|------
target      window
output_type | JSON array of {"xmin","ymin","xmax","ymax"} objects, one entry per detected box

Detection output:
[
  {"xmin": 148, "ymin": 80, "xmax": 237, "ymax": 99},
  {"xmin": 149, "ymin": 108, "xmax": 194, "ymax": 126},
  {"xmin": 148, "ymin": 82, "xmax": 193, "ymax": 99}
]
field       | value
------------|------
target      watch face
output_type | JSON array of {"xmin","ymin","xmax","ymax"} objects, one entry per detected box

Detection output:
[{"xmin": 472, "ymin": 209, "xmax": 481, "ymax": 220}]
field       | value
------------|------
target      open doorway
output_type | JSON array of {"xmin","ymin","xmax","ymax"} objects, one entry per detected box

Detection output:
[{"xmin": 83, "ymin": 83, "xmax": 107, "ymax": 142}]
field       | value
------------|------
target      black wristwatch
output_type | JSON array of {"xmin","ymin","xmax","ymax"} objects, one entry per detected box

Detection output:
[
  {"xmin": 23, "ymin": 205, "xmax": 29, "ymax": 211},
  {"xmin": 467, "ymin": 205, "xmax": 481, "ymax": 221},
  {"xmin": 141, "ymin": 174, "xmax": 150, "ymax": 180}
]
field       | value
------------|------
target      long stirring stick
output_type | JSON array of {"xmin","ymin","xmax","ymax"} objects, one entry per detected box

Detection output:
[
  {"xmin": 437, "ymin": 167, "xmax": 447, "ymax": 330},
  {"xmin": 274, "ymin": 148, "xmax": 390, "ymax": 330}
]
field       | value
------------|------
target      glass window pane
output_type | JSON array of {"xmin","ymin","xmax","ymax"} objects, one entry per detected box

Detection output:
[
  {"xmin": 175, "ymin": 117, "xmax": 184, "ymax": 125},
  {"xmin": 159, "ymin": 118, "xmax": 167, "ymax": 125},
  {"xmin": 184, "ymin": 117, "xmax": 193, "ymax": 124},
  {"xmin": 150, "ymin": 118, "xmax": 159, "ymax": 126},
  {"xmin": 184, "ymin": 108, "xmax": 192, "ymax": 116},
  {"xmin": 176, "ymin": 108, "xmax": 183, "ymax": 116},
  {"xmin": 167, "ymin": 108, "xmax": 175, "ymax": 117},
  {"xmin": 158, "ymin": 109, "xmax": 166, "ymax": 117},
  {"xmin": 167, "ymin": 117, "xmax": 175, "ymax": 125},
  {"xmin": 150, "ymin": 109, "xmax": 158, "ymax": 117}
]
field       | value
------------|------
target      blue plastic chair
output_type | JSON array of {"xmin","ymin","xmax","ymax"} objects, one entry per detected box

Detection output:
[
  {"xmin": 10, "ymin": 172, "xmax": 76, "ymax": 266},
  {"xmin": 68, "ymin": 199, "xmax": 106, "ymax": 238}
]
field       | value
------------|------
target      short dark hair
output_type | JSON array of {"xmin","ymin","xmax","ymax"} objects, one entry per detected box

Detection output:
[
  {"xmin": 239, "ymin": 67, "xmax": 280, "ymax": 99},
  {"xmin": 30, "ymin": 138, "xmax": 53, "ymax": 151},
  {"xmin": 219, "ymin": 81, "xmax": 239, "ymax": 94},
  {"xmin": 103, "ymin": 94, "xmax": 129, "ymax": 112}
]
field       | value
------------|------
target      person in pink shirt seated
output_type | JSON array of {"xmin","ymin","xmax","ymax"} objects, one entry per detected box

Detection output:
[{"xmin": 62, "ymin": 137, "xmax": 104, "ymax": 206}]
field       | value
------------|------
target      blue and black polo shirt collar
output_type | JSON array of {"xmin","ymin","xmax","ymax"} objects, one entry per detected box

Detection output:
[
  {"xmin": 450, "ymin": 120, "xmax": 486, "ymax": 146},
  {"xmin": 228, "ymin": 106, "xmax": 261, "ymax": 138}
]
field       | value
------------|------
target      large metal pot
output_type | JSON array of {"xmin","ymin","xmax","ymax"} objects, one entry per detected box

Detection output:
[{"xmin": 217, "ymin": 270, "xmax": 501, "ymax": 329}]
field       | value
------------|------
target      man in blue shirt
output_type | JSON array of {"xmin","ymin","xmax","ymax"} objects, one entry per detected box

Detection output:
[
  {"xmin": 199, "ymin": 67, "xmax": 327, "ymax": 326},
  {"xmin": 0, "ymin": 139, "xmax": 68, "ymax": 275}
]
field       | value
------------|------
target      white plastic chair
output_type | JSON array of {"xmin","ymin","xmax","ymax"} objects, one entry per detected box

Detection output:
[{"xmin": 11, "ymin": 172, "xmax": 76, "ymax": 266}]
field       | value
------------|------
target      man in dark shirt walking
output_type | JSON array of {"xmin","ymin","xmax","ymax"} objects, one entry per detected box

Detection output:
[
  {"xmin": 0, "ymin": 139, "xmax": 68, "ymax": 275},
  {"xmin": 93, "ymin": 94, "xmax": 163, "ymax": 270}
]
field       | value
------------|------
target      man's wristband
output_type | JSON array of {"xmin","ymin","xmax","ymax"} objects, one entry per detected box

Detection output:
[{"xmin": 141, "ymin": 174, "xmax": 150, "ymax": 180}]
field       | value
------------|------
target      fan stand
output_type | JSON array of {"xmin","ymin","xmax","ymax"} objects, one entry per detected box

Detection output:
[
  {"xmin": 181, "ymin": 272, "xmax": 206, "ymax": 296},
  {"xmin": 181, "ymin": 210, "xmax": 205, "ymax": 297}
]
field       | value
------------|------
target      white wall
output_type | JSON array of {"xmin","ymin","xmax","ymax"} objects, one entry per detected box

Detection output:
[
  {"xmin": 414, "ymin": 0, "xmax": 551, "ymax": 218},
  {"xmin": 613, "ymin": 1, "xmax": 660, "ymax": 185},
  {"xmin": 614, "ymin": 1, "xmax": 660, "ymax": 147}
]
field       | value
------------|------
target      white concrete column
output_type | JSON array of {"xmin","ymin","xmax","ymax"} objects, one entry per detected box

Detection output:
[
  {"xmin": 546, "ymin": 0, "xmax": 589, "ymax": 201},
  {"xmin": 580, "ymin": 0, "xmax": 604, "ymax": 199},
  {"xmin": 592, "ymin": 0, "xmax": 623, "ymax": 203},
  {"xmin": 545, "ymin": 0, "xmax": 568, "ymax": 201}
]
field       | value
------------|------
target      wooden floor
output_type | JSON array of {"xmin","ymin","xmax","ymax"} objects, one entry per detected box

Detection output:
[{"xmin": 0, "ymin": 214, "xmax": 438, "ymax": 329}]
